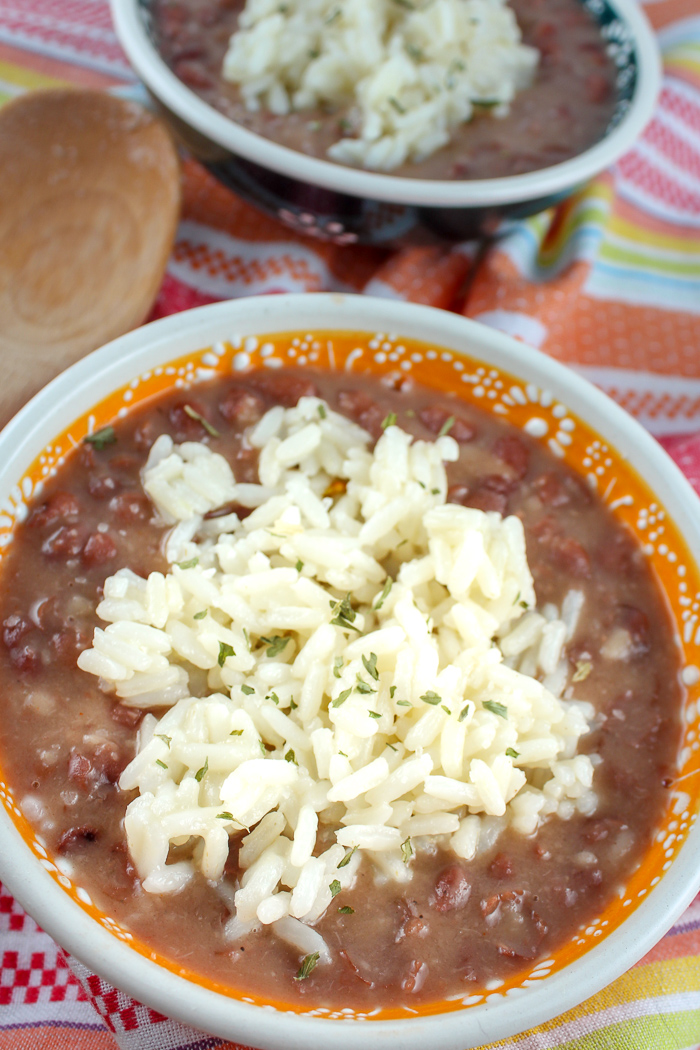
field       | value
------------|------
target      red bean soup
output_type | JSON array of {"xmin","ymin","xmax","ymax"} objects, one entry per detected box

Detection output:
[
  {"xmin": 0, "ymin": 355, "xmax": 683, "ymax": 1012},
  {"xmin": 152, "ymin": 0, "xmax": 619, "ymax": 179}
]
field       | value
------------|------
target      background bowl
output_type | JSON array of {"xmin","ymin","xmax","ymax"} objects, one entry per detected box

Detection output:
[
  {"xmin": 111, "ymin": 0, "xmax": 660, "ymax": 246},
  {"xmin": 0, "ymin": 294, "xmax": 699, "ymax": 1049}
]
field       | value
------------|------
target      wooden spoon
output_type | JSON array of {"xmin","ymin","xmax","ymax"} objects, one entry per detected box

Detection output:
[{"xmin": 0, "ymin": 88, "xmax": 181, "ymax": 427}]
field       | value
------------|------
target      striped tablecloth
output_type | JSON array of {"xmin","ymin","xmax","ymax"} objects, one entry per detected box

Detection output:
[{"xmin": 1, "ymin": 1, "xmax": 700, "ymax": 1047}]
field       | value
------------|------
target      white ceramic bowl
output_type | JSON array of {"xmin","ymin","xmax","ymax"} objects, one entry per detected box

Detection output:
[
  {"xmin": 111, "ymin": 0, "xmax": 661, "ymax": 245},
  {"xmin": 0, "ymin": 294, "xmax": 699, "ymax": 1050}
]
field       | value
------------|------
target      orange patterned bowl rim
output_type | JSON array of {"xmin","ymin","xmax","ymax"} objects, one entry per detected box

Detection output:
[{"xmin": 0, "ymin": 294, "xmax": 698, "ymax": 1049}]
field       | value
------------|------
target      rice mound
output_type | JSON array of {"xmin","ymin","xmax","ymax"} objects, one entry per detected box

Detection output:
[
  {"xmin": 78, "ymin": 397, "xmax": 596, "ymax": 947},
  {"xmin": 221, "ymin": 0, "xmax": 539, "ymax": 171}
]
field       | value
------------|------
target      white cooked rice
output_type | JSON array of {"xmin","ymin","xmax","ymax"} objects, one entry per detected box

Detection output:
[
  {"xmin": 221, "ymin": 0, "xmax": 539, "ymax": 171},
  {"xmin": 78, "ymin": 396, "xmax": 596, "ymax": 958}
]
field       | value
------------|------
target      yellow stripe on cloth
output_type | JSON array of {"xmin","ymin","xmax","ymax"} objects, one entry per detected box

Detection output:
[
  {"xmin": 0, "ymin": 59, "xmax": 66, "ymax": 91},
  {"xmin": 478, "ymin": 957, "xmax": 700, "ymax": 1049}
]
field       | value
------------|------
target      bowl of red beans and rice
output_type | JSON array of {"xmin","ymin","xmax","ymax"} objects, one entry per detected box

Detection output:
[
  {"xmin": 111, "ymin": 0, "xmax": 660, "ymax": 245},
  {"xmin": 0, "ymin": 293, "xmax": 698, "ymax": 1049}
]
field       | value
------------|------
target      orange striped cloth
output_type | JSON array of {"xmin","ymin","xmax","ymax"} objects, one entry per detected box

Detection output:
[{"xmin": 0, "ymin": 1, "xmax": 699, "ymax": 1048}]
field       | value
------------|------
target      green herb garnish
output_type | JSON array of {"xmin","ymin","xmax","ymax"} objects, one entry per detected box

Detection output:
[
  {"xmin": 401, "ymin": 837, "xmax": 414, "ymax": 864},
  {"xmin": 285, "ymin": 749, "xmax": 298, "ymax": 764},
  {"xmin": 183, "ymin": 404, "xmax": 219, "ymax": 437},
  {"xmin": 195, "ymin": 758, "xmax": 209, "ymax": 782},
  {"xmin": 329, "ymin": 593, "xmax": 361, "ymax": 634},
  {"xmin": 241, "ymin": 684, "xmax": 255, "ymax": 695},
  {"xmin": 155, "ymin": 759, "xmax": 168, "ymax": 770},
  {"xmin": 177, "ymin": 557, "xmax": 199, "ymax": 570},
  {"xmin": 374, "ymin": 578, "xmax": 393, "ymax": 611},
  {"xmin": 572, "ymin": 660, "xmax": 593, "ymax": 683},
  {"xmin": 333, "ymin": 656, "xmax": 344, "ymax": 679},
  {"xmin": 396, "ymin": 699, "xmax": 412, "ymax": 707},
  {"xmin": 355, "ymin": 676, "xmax": 376, "ymax": 695},
  {"xmin": 420, "ymin": 691, "xmax": 441, "ymax": 705},
  {"xmin": 438, "ymin": 415, "xmax": 455, "ymax": 438},
  {"xmin": 338, "ymin": 905, "xmax": 354, "ymax": 914},
  {"xmin": 332, "ymin": 687, "xmax": 352, "ymax": 708},
  {"xmin": 230, "ymin": 729, "xmax": 244, "ymax": 736},
  {"xmin": 155, "ymin": 734, "xmax": 171, "ymax": 748},
  {"xmin": 84, "ymin": 425, "xmax": 116, "ymax": 450},
  {"xmin": 381, "ymin": 412, "xmax": 398, "ymax": 429},
  {"xmin": 338, "ymin": 846, "xmax": 357, "ymax": 869},
  {"xmin": 295, "ymin": 952, "xmax": 320, "ymax": 980},
  {"xmin": 296, "ymin": 559, "xmax": 304, "ymax": 572},
  {"xmin": 193, "ymin": 609, "xmax": 207, "ymax": 620},
  {"xmin": 368, "ymin": 710, "xmax": 381, "ymax": 719},
  {"xmin": 483, "ymin": 700, "xmax": 508, "ymax": 719},
  {"xmin": 260, "ymin": 635, "xmax": 290, "ymax": 658},
  {"xmin": 362, "ymin": 652, "xmax": 379, "ymax": 680},
  {"xmin": 505, "ymin": 748, "xmax": 520, "ymax": 759},
  {"xmin": 218, "ymin": 641, "xmax": 235, "ymax": 666},
  {"xmin": 329, "ymin": 879, "xmax": 341, "ymax": 897},
  {"xmin": 458, "ymin": 704, "xmax": 471, "ymax": 722},
  {"xmin": 390, "ymin": 686, "xmax": 397, "ymax": 699},
  {"xmin": 318, "ymin": 404, "xmax": 327, "ymax": 419}
]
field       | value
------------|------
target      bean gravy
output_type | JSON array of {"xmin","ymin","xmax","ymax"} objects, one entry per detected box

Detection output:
[
  {"xmin": 0, "ymin": 368, "xmax": 681, "ymax": 1009},
  {"xmin": 153, "ymin": 0, "xmax": 618, "ymax": 179}
]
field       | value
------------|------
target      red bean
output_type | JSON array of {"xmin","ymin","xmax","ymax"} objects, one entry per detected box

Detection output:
[
  {"xmin": 49, "ymin": 626, "xmax": 91, "ymax": 664},
  {"xmin": 68, "ymin": 752, "xmax": 92, "ymax": 787},
  {"xmin": 584, "ymin": 817, "xmax": 626, "ymax": 844},
  {"xmin": 168, "ymin": 399, "xmax": 215, "ymax": 441},
  {"xmin": 109, "ymin": 492, "xmax": 152, "ymax": 524},
  {"xmin": 8, "ymin": 644, "xmax": 41, "ymax": 673},
  {"xmin": 57, "ymin": 825, "xmax": 99, "ymax": 853},
  {"xmin": 465, "ymin": 475, "xmax": 514, "ymax": 515},
  {"xmin": 585, "ymin": 73, "xmax": 610, "ymax": 104},
  {"xmin": 203, "ymin": 501, "xmax": 252, "ymax": 521},
  {"xmin": 42, "ymin": 526, "xmax": 84, "ymax": 559},
  {"xmin": 219, "ymin": 386, "xmax": 266, "ymax": 427},
  {"xmin": 247, "ymin": 371, "xmax": 319, "ymax": 407},
  {"xmin": 489, "ymin": 853, "xmax": 514, "ymax": 879},
  {"xmin": 533, "ymin": 472, "xmax": 570, "ymax": 508},
  {"xmin": 68, "ymin": 743, "xmax": 125, "ymax": 790},
  {"xmin": 396, "ymin": 898, "xmax": 429, "ymax": 942},
  {"xmin": 400, "ymin": 959, "xmax": 428, "ymax": 993},
  {"xmin": 88, "ymin": 474, "xmax": 119, "ymax": 500},
  {"xmin": 494, "ymin": 435, "xmax": 530, "ymax": 479},
  {"xmin": 172, "ymin": 59, "xmax": 215, "ymax": 90},
  {"xmin": 446, "ymin": 483, "xmax": 471, "ymax": 505},
  {"xmin": 28, "ymin": 492, "xmax": 80, "ymax": 529},
  {"xmin": 337, "ymin": 390, "xmax": 385, "ymax": 439},
  {"xmin": 431, "ymin": 864, "xmax": 471, "ymax": 912},
  {"xmin": 531, "ymin": 517, "xmax": 590, "ymax": 578},
  {"xmin": 2, "ymin": 614, "xmax": 33, "ymax": 649},
  {"xmin": 418, "ymin": 406, "xmax": 475, "ymax": 443},
  {"xmin": 82, "ymin": 532, "xmax": 118, "ymax": 567},
  {"xmin": 134, "ymin": 420, "xmax": 159, "ymax": 452},
  {"xmin": 615, "ymin": 605, "xmax": 650, "ymax": 655},
  {"xmin": 551, "ymin": 536, "xmax": 591, "ymax": 578},
  {"xmin": 111, "ymin": 704, "xmax": 144, "ymax": 729}
]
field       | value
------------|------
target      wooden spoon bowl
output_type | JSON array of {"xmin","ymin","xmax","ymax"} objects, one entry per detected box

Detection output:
[{"xmin": 0, "ymin": 89, "xmax": 181, "ymax": 425}]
